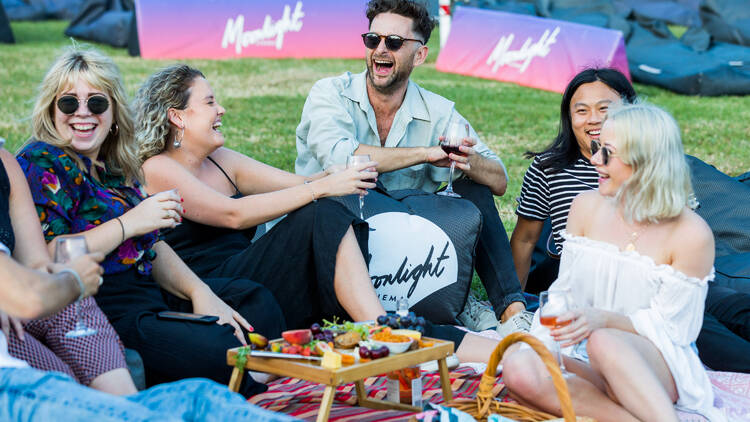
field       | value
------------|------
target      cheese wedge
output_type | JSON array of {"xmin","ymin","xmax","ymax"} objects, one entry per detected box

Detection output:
[
  {"xmin": 391, "ymin": 329, "xmax": 422, "ymax": 341},
  {"xmin": 321, "ymin": 351, "xmax": 342, "ymax": 369}
]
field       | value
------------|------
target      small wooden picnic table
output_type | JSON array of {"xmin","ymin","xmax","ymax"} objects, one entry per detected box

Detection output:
[{"xmin": 227, "ymin": 337, "xmax": 454, "ymax": 422}]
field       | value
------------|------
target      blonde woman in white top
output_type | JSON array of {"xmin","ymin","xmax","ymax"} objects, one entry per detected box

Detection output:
[{"xmin": 501, "ymin": 102, "xmax": 724, "ymax": 421}]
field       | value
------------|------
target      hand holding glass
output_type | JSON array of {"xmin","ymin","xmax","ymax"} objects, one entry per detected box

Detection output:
[
  {"xmin": 539, "ymin": 290, "xmax": 572, "ymax": 377},
  {"xmin": 346, "ymin": 154, "xmax": 373, "ymax": 219},
  {"xmin": 437, "ymin": 116, "xmax": 469, "ymax": 198},
  {"xmin": 56, "ymin": 236, "xmax": 97, "ymax": 338}
]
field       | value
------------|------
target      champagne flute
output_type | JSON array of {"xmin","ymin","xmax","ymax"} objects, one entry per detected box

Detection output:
[
  {"xmin": 346, "ymin": 154, "xmax": 372, "ymax": 220},
  {"xmin": 437, "ymin": 114, "xmax": 468, "ymax": 198},
  {"xmin": 56, "ymin": 236, "xmax": 98, "ymax": 338},
  {"xmin": 539, "ymin": 290, "xmax": 572, "ymax": 377}
]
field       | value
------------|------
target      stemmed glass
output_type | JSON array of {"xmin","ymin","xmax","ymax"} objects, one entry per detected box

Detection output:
[
  {"xmin": 346, "ymin": 154, "xmax": 372, "ymax": 220},
  {"xmin": 437, "ymin": 114, "xmax": 468, "ymax": 198},
  {"xmin": 539, "ymin": 290, "xmax": 572, "ymax": 377},
  {"xmin": 56, "ymin": 236, "xmax": 98, "ymax": 338}
]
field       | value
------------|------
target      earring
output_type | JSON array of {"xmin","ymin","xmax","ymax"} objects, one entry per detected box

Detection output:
[
  {"xmin": 110, "ymin": 122, "xmax": 119, "ymax": 136},
  {"xmin": 173, "ymin": 127, "xmax": 184, "ymax": 148}
]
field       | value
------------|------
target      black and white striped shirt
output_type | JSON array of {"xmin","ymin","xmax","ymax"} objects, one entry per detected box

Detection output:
[{"xmin": 516, "ymin": 154, "xmax": 598, "ymax": 253}]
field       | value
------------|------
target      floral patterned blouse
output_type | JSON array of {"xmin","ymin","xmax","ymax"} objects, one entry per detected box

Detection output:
[{"xmin": 17, "ymin": 141, "xmax": 158, "ymax": 275}]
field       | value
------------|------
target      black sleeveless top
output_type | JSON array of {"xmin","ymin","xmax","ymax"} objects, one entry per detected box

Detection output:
[
  {"xmin": 0, "ymin": 158, "xmax": 15, "ymax": 252},
  {"xmin": 163, "ymin": 157, "xmax": 256, "ymax": 274}
]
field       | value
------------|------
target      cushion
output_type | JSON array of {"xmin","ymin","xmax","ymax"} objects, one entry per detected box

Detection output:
[{"xmin": 330, "ymin": 189, "xmax": 481, "ymax": 325}]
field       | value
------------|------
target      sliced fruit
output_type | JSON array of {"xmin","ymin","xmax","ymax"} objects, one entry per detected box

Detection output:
[
  {"xmin": 248, "ymin": 333, "xmax": 269, "ymax": 348},
  {"xmin": 282, "ymin": 329, "xmax": 312, "ymax": 345}
]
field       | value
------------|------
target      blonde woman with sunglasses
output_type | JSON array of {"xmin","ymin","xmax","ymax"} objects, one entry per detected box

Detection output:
[{"xmin": 502, "ymin": 102, "xmax": 724, "ymax": 421}]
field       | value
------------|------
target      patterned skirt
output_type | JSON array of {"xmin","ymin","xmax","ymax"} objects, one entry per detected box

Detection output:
[{"xmin": 6, "ymin": 297, "xmax": 127, "ymax": 385}]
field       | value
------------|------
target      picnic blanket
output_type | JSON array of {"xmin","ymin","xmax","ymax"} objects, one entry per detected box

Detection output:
[{"xmin": 248, "ymin": 330, "xmax": 750, "ymax": 421}]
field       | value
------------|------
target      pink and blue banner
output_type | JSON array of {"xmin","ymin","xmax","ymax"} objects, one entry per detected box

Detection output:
[
  {"xmin": 135, "ymin": 0, "xmax": 368, "ymax": 59},
  {"xmin": 436, "ymin": 7, "xmax": 630, "ymax": 93}
]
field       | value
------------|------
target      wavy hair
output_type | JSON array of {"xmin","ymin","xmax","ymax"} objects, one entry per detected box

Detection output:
[
  {"xmin": 606, "ymin": 102, "xmax": 694, "ymax": 223},
  {"xmin": 28, "ymin": 46, "xmax": 141, "ymax": 184},
  {"xmin": 134, "ymin": 64, "xmax": 205, "ymax": 163}
]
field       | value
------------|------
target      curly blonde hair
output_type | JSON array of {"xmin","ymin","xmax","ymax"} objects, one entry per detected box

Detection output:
[
  {"xmin": 28, "ymin": 45, "xmax": 141, "ymax": 184},
  {"xmin": 606, "ymin": 102, "xmax": 695, "ymax": 223},
  {"xmin": 133, "ymin": 64, "xmax": 205, "ymax": 163}
]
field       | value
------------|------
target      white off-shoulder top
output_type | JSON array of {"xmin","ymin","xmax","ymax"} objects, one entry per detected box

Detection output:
[{"xmin": 528, "ymin": 231, "xmax": 725, "ymax": 421}]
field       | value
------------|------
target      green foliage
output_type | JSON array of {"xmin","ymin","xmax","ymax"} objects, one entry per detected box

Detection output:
[{"xmin": 3, "ymin": 21, "xmax": 749, "ymax": 299}]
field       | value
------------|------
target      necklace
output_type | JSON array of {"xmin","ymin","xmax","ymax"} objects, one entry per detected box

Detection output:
[{"xmin": 618, "ymin": 211, "xmax": 650, "ymax": 252}]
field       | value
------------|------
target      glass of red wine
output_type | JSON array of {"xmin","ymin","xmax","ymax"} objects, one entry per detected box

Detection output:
[
  {"xmin": 56, "ymin": 236, "xmax": 98, "ymax": 338},
  {"xmin": 437, "ymin": 115, "xmax": 468, "ymax": 198},
  {"xmin": 346, "ymin": 154, "xmax": 372, "ymax": 220},
  {"xmin": 539, "ymin": 290, "xmax": 572, "ymax": 377}
]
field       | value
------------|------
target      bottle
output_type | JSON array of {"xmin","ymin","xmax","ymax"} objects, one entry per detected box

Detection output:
[
  {"xmin": 386, "ymin": 366, "xmax": 422, "ymax": 406},
  {"xmin": 396, "ymin": 298, "xmax": 409, "ymax": 317}
]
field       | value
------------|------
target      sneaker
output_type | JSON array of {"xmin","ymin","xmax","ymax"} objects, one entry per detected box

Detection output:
[
  {"xmin": 457, "ymin": 294, "xmax": 499, "ymax": 331},
  {"xmin": 496, "ymin": 310, "xmax": 534, "ymax": 340}
]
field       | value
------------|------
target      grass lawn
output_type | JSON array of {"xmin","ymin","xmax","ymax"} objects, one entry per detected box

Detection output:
[{"xmin": 2, "ymin": 20, "xmax": 749, "ymax": 297}]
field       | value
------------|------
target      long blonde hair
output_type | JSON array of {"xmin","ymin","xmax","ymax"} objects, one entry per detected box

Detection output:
[
  {"xmin": 607, "ymin": 102, "xmax": 694, "ymax": 223},
  {"xmin": 28, "ymin": 46, "xmax": 141, "ymax": 184}
]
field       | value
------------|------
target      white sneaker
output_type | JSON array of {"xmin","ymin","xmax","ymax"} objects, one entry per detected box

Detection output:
[
  {"xmin": 496, "ymin": 310, "xmax": 534, "ymax": 340},
  {"xmin": 457, "ymin": 294, "xmax": 499, "ymax": 332}
]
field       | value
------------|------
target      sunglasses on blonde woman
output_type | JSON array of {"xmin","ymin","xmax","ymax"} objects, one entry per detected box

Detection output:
[
  {"xmin": 361, "ymin": 32, "xmax": 424, "ymax": 51},
  {"xmin": 590, "ymin": 140, "xmax": 618, "ymax": 165},
  {"xmin": 56, "ymin": 95, "xmax": 110, "ymax": 115}
]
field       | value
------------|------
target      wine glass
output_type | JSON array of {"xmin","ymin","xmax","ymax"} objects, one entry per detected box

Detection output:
[
  {"xmin": 56, "ymin": 236, "xmax": 98, "ymax": 338},
  {"xmin": 539, "ymin": 290, "xmax": 572, "ymax": 377},
  {"xmin": 437, "ymin": 114, "xmax": 468, "ymax": 198},
  {"xmin": 346, "ymin": 154, "xmax": 372, "ymax": 220}
]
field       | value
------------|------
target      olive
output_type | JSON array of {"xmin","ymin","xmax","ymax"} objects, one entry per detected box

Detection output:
[
  {"xmin": 378, "ymin": 346, "xmax": 390, "ymax": 358},
  {"xmin": 370, "ymin": 347, "xmax": 386, "ymax": 359}
]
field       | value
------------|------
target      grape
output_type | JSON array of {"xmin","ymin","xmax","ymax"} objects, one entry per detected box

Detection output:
[
  {"xmin": 400, "ymin": 315, "xmax": 414, "ymax": 326},
  {"xmin": 376, "ymin": 315, "xmax": 388, "ymax": 325},
  {"xmin": 387, "ymin": 316, "xmax": 399, "ymax": 328},
  {"xmin": 416, "ymin": 316, "xmax": 426, "ymax": 327},
  {"xmin": 310, "ymin": 323, "xmax": 321, "ymax": 335},
  {"xmin": 359, "ymin": 347, "xmax": 371, "ymax": 359}
]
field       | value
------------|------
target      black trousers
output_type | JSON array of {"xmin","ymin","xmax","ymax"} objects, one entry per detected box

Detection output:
[
  {"xmin": 450, "ymin": 179, "xmax": 525, "ymax": 318},
  {"xmin": 106, "ymin": 273, "xmax": 285, "ymax": 397},
  {"xmin": 696, "ymin": 282, "xmax": 750, "ymax": 372}
]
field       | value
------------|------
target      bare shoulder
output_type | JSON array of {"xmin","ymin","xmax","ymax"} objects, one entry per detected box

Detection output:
[
  {"xmin": 567, "ymin": 191, "xmax": 604, "ymax": 235},
  {"xmin": 669, "ymin": 209, "xmax": 715, "ymax": 278},
  {"xmin": 141, "ymin": 153, "xmax": 182, "ymax": 175},
  {"xmin": 569, "ymin": 190, "xmax": 604, "ymax": 218}
]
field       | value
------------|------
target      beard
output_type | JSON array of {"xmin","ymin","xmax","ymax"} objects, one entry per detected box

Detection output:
[{"xmin": 365, "ymin": 55, "xmax": 413, "ymax": 95}]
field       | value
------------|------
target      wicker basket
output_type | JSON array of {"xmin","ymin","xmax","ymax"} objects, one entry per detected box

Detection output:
[{"xmin": 445, "ymin": 332, "xmax": 595, "ymax": 422}]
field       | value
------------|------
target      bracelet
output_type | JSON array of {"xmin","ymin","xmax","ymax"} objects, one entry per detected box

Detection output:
[
  {"xmin": 114, "ymin": 217, "xmax": 125, "ymax": 243},
  {"xmin": 58, "ymin": 268, "xmax": 85, "ymax": 302},
  {"xmin": 303, "ymin": 180, "xmax": 317, "ymax": 202}
]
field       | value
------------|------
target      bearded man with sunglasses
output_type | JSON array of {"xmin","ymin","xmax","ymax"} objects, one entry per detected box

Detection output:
[{"xmin": 296, "ymin": 0, "xmax": 532, "ymax": 336}]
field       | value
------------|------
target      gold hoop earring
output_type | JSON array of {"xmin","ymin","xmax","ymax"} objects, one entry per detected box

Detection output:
[{"xmin": 173, "ymin": 127, "xmax": 184, "ymax": 148}]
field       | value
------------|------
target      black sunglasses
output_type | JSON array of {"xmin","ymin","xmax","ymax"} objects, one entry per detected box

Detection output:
[
  {"xmin": 590, "ymin": 140, "xmax": 618, "ymax": 165},
  {"xmin": 56, "ymin": 95, "xmax": 110, "ymax": 115},
  {"xmin": 361, "ymin": 32, "xmax": 424, "ymax": 51}
]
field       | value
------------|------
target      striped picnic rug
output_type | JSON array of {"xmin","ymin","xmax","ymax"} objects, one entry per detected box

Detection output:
[
  {"xmin": 248, "ymin": 365, "xmax": 750, "ymax": 421},
  {"xmin": 247, "ymin": 366, "xmax": 506, "ymax": 421}
]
